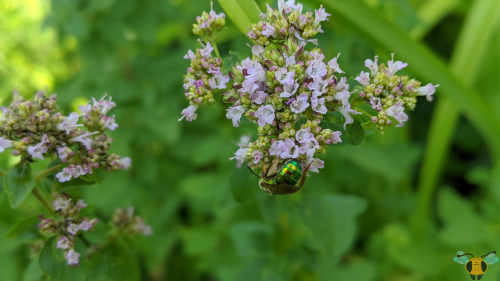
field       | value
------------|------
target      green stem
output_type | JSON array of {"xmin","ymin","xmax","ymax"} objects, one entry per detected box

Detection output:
[
  {"xmin": 35, "ymin": 164, "xmax": 63, "ymax": 182},
  {"xmin": 211, "ymin": 40, "xmax": 221, "ymax": 60},
  {"xmin": 32, "ymin": 187, "xmax": 53, "ymax": 214}
]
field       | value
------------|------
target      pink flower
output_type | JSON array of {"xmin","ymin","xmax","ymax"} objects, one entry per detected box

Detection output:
[
  {"xmin": 329, "ymin": 131, "xmax": 342, "ymax": 144},
  {"xmin": 199, "ymin": 41, "xmax": 214, "ymax": 58},
  {"xmin": 281, "ymin": 81, "xmax": 299, "ymax": 98},
  {"xmin": 278, "ymin": 0, "xmax": 303, "ymax": 14},
  {"xmin": 290, "ymin": 94, "xmax": 309, "ymax": 113},
  {"xmin": 178, "ymin": 104, "xmax": 199, "ymax": 122},
  {"xmin": 386, "ymin": 54, "xmax": 407, "ymax": 75},
  {"xmin": 208, "ymin": 72, "xmax": 230, "ymax": 89},
  {"xmin": 328, "ymin": 53, "xmax": 343, "ymax": 73},
  {"xmin": 102, "ymin": 115, "xmax": 118, "ymax": 130},
  {"xmin": 307, "ymin": 157, "xmax": 324, "ymax": 173},
  {"xmin": 261, "ymin": 24, "xmax": 276, "ymax": 37},
  {"xmin": 0, "ymin": 137, "xmax": 13, "ymax": 153},
  {"xmin": 314, "ymin": 6, "xmax": 330, "ymax": 29},
  {"xmin": 311, "ymin": 97, "xmax": 327, "ymax": 114},
  {"xmin": 299, "ymin": 138, "xmax": 319, "ymax": 158},
  {"xmin": 418, "ymin": 83, "xmax": 439, "ymax": 102},
  {"xmin": 281, "ymin": 139, "xmax": 300, "ymax": 159},
  {"xmin": 53, "ymin": 196, "xmax": 72, "ymax": 211},
  {"xmin": 229, "ymin": 147, "xmax": 249, "ymax": 162},
  {"xmin": 57, "ymin": 112, "xmax": 82, "ymax": 134},
  {"xmin": 71, "ymin": 131, "xmax": 97, "ymax": 150},
  {"xmin": 27, "ymin": 140, "xmax": 48, "ymax": 160},
  {"xmin": 79, "ymin": 218, "xmax": 98, "ymax": 231},
  {"xmin": 306, "ymin": 52, "xmax": 327, "ymax": 79},
  {"xmin": 365, "ymin": 56, "xmax": 379, "ymax": 75},
  {"xmin": 76, "ymin": 199, "xmax": 88, "ymax": 210},
  {"xmin": 276, "ymin": 68, "xmax": 295, "ymax": 85},
  {"xmin": 355, "ymin": 71, "xmax": 370, "ymax": 86},
  {"xmin": 385, "ymin": 102, "xmax": 408, "ymax": 127},
  {"xmin": 251, "ymin": 150, "xmax": 263, "ymax": 164},
  {"xmin": 369, "ymin": 96, "xmax": 382, "ymax": 111},
  {"xmin": 120, "ymin": 156, "xmax": 132, "ymax": 169},
  {"xmin": 226, "ymin": 105, "xmax": 246, "ymax": 127},
  {"xmin": 56, "ymin": 167, "xmax": 73, "ymax": 182},
  {"xmin": 183, "ymin": 49, "xmax": 196, "ymax": 60},
  {"xmin": 67, "ymin": 223, "xmax": 80, "ymax": 236},
  {"xmin": 254, "ymin": 105, "xmax": 275, "ymax": 127},
  {"xmin": 249, "ymin": 91, "xmax": 268, "ymax": 104},
  {"xmin": 56, "ymin": 236, "xmax": 70, "ymax": 250},
  {"xmin": 252, "ymin": 45, "xmax": 264, "ymax": 56},
  {"xmin": 338, "ymin": 105, "xmax": 359, "ymax": 129},
  {"xmin": 296, "ymin": 128, "xmax": 315, "ymax": 145},
  {"xmin": 65, "ymin": 249, "xmax": 80, "ymax": 266}
]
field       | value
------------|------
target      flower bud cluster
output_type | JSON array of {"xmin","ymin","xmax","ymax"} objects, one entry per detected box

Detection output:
[
  {"xmin": 38, "ymin": 194, "xmax": 98, "ymax": 266},
  {"xmin": 112, "ymin": 207, "xmax": 153, "ymax": 236},
  {"xmin": 192, "ymin": 8, "xmax": 225, "ymax": 37},
  {"xmin": 0, "ymin": 91, "xmax": 131, "ymax": 182},
  {"xmin": 224, "ymin": 3, "xmax": 348, "ymax": 173},
  {"xmin": 355, "ymin": 55, "xmax": 438, "ymax": 132},
  {"xmin": 179, "ymin": 40, "xmax": 229, "ymax": 122},
  {"xmin": 248, "ymin": 0, "xmax": 329, "ymax": 47}
]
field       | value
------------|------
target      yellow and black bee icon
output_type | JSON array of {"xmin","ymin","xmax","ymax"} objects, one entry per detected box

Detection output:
[{"xmin": 454, "ymin": 251, "xmax": 499, "ymax": 280}]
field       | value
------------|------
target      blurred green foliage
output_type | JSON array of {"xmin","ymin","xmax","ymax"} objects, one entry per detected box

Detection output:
[{"xmin": 1, "ymin": 0, "xmax": 500, "ymax": 280}]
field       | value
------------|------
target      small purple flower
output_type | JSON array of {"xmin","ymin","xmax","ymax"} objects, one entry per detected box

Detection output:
[
  {"xmin": 56, "ymin": 167, "xmax": 73, "ymax": 182},
  {"xmin": 132, "ymin": 217, "xmax": 153, "ymax": 236},
  {"xmin": 65, "ymin": 249, "xmax": 80, "ymax": 266},
  {"xmin": 365, "ymin": 56, "xmax": 379, "ymax": 75},
  {"xmin": 355, "ymin": 71, "xmax": 370, "ymax": 86},
  {"xmin": 183, "ymin": 49, "xmax": 196, "ymax": 60},
  {"xmin": 418, "ymin": 83, "xmax": 439, "ymax": 102},
  {"xmin": 209, "ymin": 72, "xmax": 230, "ymax": 89},
  {"xmin": 290, "ymin": 94, "xmax": 309, "ymax": 113},
  {"xmin": 79, "ymin": 218, "xmax": 98, "ymax": 231},
  {"xmin": 226, "ymin": 105, "xmax": 246, "ymax": 127},
  {"xmin": 249, "ymin": 91, "xmax": 268, "ymax": 104},
  {"xmin": 56, "ymin": 146, "xmax": 69, "ymax": 162},
  {"xmin": 0, "ymin": 137, "xmax": 13, "ymax": 153},
  {"xmin": 278, "ymin": 0, "xmax": 303, "ymax": 14},
  {"xmin": 27, "ymin": 139, "xmax": 48, "ymax": 160},
  {"xmin": 308, "ymin": 78, "xmax": 328, "ymax": 97},
  {"xmin": 56, "ymin": 236, "xmax": 70, "ymax": 250},
  {"xmin": 338, "ymin": 105, "xmax": 359, "ymax": 129},
  {"xmin": 269, "ymin": 140, "xmax": 285, "ymax": 156},
  {"xmin": 251, "ymin": 150, "xmax": 263, "ymax": 164},
  {"xmin": 276, "ymin": 68, "xmax": 296, "ymax": 86},
  {"xmin": 327, "ymin": 54, "xmax": 343, "ymax": 73},
  {"xmin": 102, "ymin": 115, "xmax": 118, "ymax": 130},
  {"xmin": 387, "ymin": 54, "xmax": 408, "ymax": 75},
  {"xmin": 307, "ymin": 157, "xmax": 324, "ymax": 173},
  {"xmin": 70, "ymin": 132, "xmax": 97, "ymax": 150},
  {"xmin": 369, "ymin": 96, "xmax": 382, "ymax": 111},
  {"xmin": 295, "ymin": 31, "xmax": 318, "ymax": 46},
  {"xmin": 53, "ymin": 196, "xmax": 72, "ymax": 211},
  {"xmin": 281, "ymin": 139, "xmax": 300, "ymax": 159},
  {"xmin": 254, "ymin": 104, "xmax": 275, "ymax": 127},
  {"xmin": 67, "ymin": 223, "xmax": 80, "ymax": 236},
  {"xmin": 229, "ymin": 147, "xmax": 249, "ymax": 162},
  {"xmin": 306, "ymin": 52, "xmax": 327, "ymax": 79},
  {"xmin": 262, "ymin": 24, "xmax": 276, "ymax": 37},
  {"xmin": 178, "ymin": 104, "xmax": 199, "ymax": 122},
  {"xmin": 385, "ymin": 102, "xmax": 408, "ymax": 127},
  {"xmin": 296, "ymin": 128, "xmax": 315, "ymax": 145},
  {"xmin": 76, "ymin": 199, "xmax": 88, "ymax": 211},
  {"xmin": 311, "ymin": 97, "xmax": 327, "ymax": 114},
  {"xmin": 281, "ymin": 81, "xmax": 299, "ymax": 98},
  {"xmin": 57, "ymin": 112, "xmax": 82, "ymax": 134},
  {"xmin": 252, "ymin": 45, "xmax": 264, "ymax": 56},
  {"xmin": 329, "ymin": 131, "xmax": 342, "ymax": 144},
  {"xmin": 199, "ymin": 41, "xmax": 214, "ymax": 58},
  {"xmin": 314, "ymin": 6, "xmax": 330, "ymax": 29},
  {"xmin": 120, "ymin": 156, "xmax": 132, "ymax": 169}
]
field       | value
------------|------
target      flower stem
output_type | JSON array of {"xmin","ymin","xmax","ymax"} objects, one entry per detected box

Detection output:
[
  {"xmin": 32, "ymin": 187, "xmax": 53, "ymax": 215},
  {"xmin": 211, "ymin": 40, "xmax": 221, "ymax": 60},
  {"xmin": 35, "ymin": 164, "xmax": 63, "ymax": 182}
]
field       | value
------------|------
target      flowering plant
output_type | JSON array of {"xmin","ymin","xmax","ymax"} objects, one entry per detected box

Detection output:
[
  {"xmin": 179, "ymin": 0, "xmax": 438, "ymax": 194},
  {"xmin": 0, "ymin": 91, "xmax": 151, "ymax": 271}
]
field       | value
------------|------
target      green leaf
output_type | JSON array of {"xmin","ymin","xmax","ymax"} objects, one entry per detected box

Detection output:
[
  {"xmin": 230, "ymin": 164, "xmax": 258, "ymax": 204},
  {"xmin": 7, "ymin": 215, "xmax": 39, "ymax": 238},
  {"xmin": 39, "ymin": 237, "xmax": 86, "ymax": 281},
  {"xmin": 218, "ymin": 0, "xmax": 261, "ymax": 36},
  {"xmin": 345, "ymin": 117, "xmax": 365, "ymax": 146},
  {"xmin": 3, "ymin": 161, "xmax": 36, "ymax": 208}
]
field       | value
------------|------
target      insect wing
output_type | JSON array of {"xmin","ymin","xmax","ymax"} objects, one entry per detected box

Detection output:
[
  {"xmin": 483, "ymin": 252, "xmax": 499, "ymax": 265},
  {"xmin": 454, "ymin": 251, "xmax": 469, "ymax": 264}
]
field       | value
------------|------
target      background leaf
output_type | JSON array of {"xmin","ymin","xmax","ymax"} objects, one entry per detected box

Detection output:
[{"xmin": 3, "ymin": 161, "xmax": 36, "ymax": 208}]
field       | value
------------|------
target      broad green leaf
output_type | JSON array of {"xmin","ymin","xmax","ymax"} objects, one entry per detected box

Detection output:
[
  {"xmin": 345, "ymin": 117, "xmax": 365, "ymax": 146},
  {"xmin": 39, "ymin": 237, "xmax": 86, "ymax": 281},
  {"xmin": 299, "ymin": 194, "xmax": 366, "ymax": 259},
  {"xmin": 3, "ymin": 161, "xmax": 36, "ymax": 208},
  {"xmin": 230, "ymin": 222, "xmax": 272, "ymax": 258},
  {"xmin": 7, "ymin": 215, "xmax": 39, "ymax": 238},
  {"xmin": 23, "ymin": 259, "xmax": 44, "ymax": 281},
  {"xmin": 230, "ymin": 164, "xmax": 258, "ymax": 204},
  {"xmin": 218, "ymin": 0, "xmax": 261, "ymax": 36}
]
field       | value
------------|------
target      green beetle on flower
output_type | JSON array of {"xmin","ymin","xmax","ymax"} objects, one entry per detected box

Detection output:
[{"xmin": 249, "ymin": 158, "xmax": 312, "ymax": 195}]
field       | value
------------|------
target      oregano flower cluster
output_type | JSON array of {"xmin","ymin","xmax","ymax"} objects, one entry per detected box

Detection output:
[
  {"xmin": 0, "ymin": 91, "xmax": 131, "ymax": 182},
  {"xmin": 179, "ymin": 0, "xmax": 437, "ymax": 177}
]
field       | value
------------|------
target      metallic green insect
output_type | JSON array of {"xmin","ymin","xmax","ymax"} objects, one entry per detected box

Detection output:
[{"xmin": 249, "ymin": 158, "xmax": 311, "ymax": 195}]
